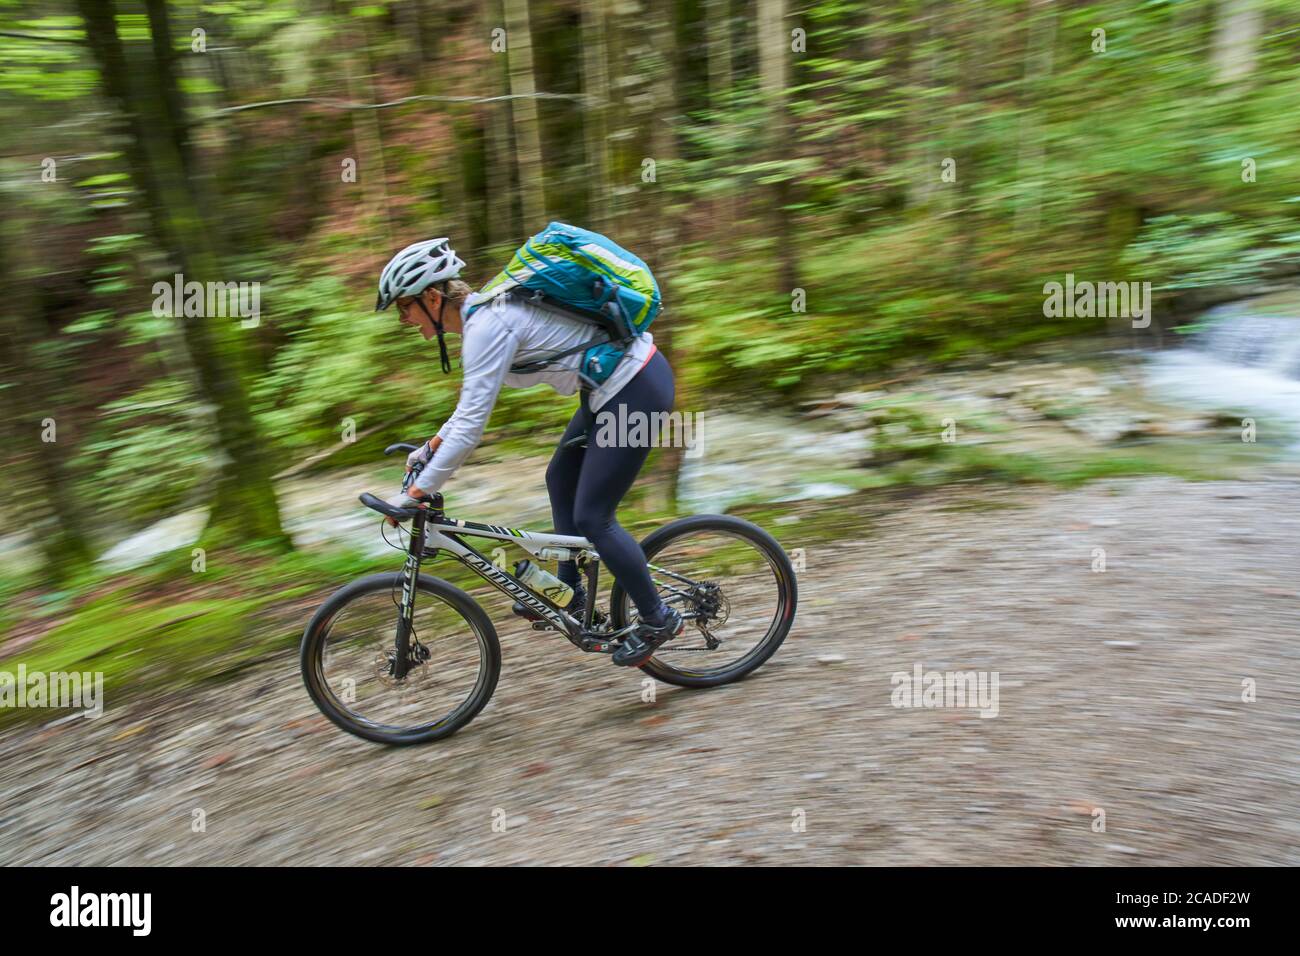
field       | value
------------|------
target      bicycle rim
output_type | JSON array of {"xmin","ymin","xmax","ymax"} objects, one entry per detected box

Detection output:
[
  {"xmin": 311, "ymin": 585, "xmax": 492, "ymax": 737},
  {"xmin": 622, "ymin": 528, "xmax": 791, "ymax": 679}
]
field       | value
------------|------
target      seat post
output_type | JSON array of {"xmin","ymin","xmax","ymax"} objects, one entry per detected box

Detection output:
[{"xmin": 583, "ymin": 553, "xmax": 600, "ymax": 630}]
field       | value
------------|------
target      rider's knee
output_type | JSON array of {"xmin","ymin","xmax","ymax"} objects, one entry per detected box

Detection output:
[{"xmin": 572, "ymin": 507, "xmax": 612, "ymax": 542}]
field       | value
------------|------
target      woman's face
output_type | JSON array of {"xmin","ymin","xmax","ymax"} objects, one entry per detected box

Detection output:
[{"xmin": 396, "ymin": 288, "xmax": 443, "ymax": 340}]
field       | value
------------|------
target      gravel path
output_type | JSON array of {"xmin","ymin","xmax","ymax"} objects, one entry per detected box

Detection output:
[{"xmin": 2, "ymin": 477, "xmax": 1297, "ymax": 866}]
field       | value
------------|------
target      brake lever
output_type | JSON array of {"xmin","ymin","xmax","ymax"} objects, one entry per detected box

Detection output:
[{"xmin": 402, "ymin": 459, "xmax": 423, "ymax": 494}]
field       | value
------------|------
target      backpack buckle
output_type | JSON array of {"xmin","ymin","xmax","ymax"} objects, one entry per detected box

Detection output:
[{"xmin": 591, "ymin": 278, "xmax": 616, "ymax": 308}]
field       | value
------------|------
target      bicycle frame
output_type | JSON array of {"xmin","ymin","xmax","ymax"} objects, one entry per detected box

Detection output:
[{"xmin": 391, "ymin": 497, "xmax": 626, "ymax": 675}]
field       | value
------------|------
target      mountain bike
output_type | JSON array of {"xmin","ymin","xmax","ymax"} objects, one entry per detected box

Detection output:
[{"xmin": 300, "ymin": 442, "xmax": 798, "ymax": 745}]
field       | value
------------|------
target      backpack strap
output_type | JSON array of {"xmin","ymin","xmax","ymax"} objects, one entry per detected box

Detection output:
[
  {"xmin": 504, "ymin": 288, "xmax": 632, "ymax": 379},
  {"xmin": 494, "ymin": 288, "xmax": 632, "ymax": 449},
  {"xmin": 509, "ymin": 338, "xmax": 608, "ymax": 376},
  {"xmin": 510, "ymin": 287, "xmax": 629, "ymax": 341}
]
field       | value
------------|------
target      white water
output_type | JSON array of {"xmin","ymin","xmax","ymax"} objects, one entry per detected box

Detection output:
[
  {"xmin": 677, "ymin": 410, "xmax": 869, "ymax": 513},
  {"xmin": 1143, "ymin": 301, "xmax": 1300, "ymax": 450}
]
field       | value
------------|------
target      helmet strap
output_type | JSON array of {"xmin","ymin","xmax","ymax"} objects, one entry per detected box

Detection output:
[{"xmin": 416, "ymin": 295, "xmax": 452, "ymax": 374}]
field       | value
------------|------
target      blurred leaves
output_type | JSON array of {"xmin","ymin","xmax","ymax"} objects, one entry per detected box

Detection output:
[{"xmin": 1, "ymin": 0, "xmax": 1299, "ymax": 587}]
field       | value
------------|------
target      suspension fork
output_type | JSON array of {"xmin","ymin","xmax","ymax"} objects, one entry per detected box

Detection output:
[{"xmin": 392, "ymin": 509, "xmax": 429, "ymax": 680}]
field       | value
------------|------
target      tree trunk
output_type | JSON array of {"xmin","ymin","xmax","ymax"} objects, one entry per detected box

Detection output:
[
  {"xmin": 947, "ymin": 1, "xmax": 976, "ymax": 274},
  {"xmin": 602, "ymin": 0, "xmax": 639, "ymax": 237},
  {"xmin": 904, "ymin": 3, "xmax": 938, "ymax": 210},
  {"xmin": 757, "ymin": 0, "xmax": 799, "ymax": 293},
  {"xmin": 503, "ymin": 0, "xmax": 547, "ymax": 229},
  {"xmin": 333, "ymin": 0, "xmax": 393, "ymax": 249},
  {"xmin": 485, "ymin": 103, "xmax": 515, "ymax": 248},
  {"xmin": 705, "ymin": 0, "xmax": 736, "ymax": 235},
  {"xmin": 144, "ymin": 0, "xmax": 194, "ymax": 180},
  {"xmin": 1012, "ymin": 0, "xmax": 1058, "ymax": 241},
  {"xmin": 0, "ymin": 193, "xmax": 95, "ymax": 584},
  {"xmin": 76, "ymin": 0, "xmax": 288, "ymax": 549},
  {"xmin": 707, "ymin": 0, "xmax": 732, "ymax": 108},
  {"xmin": 484, "ymin": 1, "xmax": 515, "ymax": 247},
  {"xmin": 640, "ymin": 0, "xmax": 687, "ymax": 512},
  {"xmin": 399, "ymin": 0, "xmax": 427, "ymax": 83},
  {"xmin": 1211, "ymin": 0, "xmax": 1263, "ymax": 85},
  {"xmin": 580, "ymin": 0, "xmax": 611, "ymax": 229}
]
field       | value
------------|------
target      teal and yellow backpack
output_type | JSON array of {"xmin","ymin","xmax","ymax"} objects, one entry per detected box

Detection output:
[{"xmin": 465, "ymin": 222, "xmax": 661, "ymax": 387}]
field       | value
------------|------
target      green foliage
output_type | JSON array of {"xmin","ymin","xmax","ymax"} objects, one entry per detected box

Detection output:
[
  {"xmin": 254, "ymin": 271, "xmax": 422, "ymax": 452},
  {"xmin": 673, "ymin": 218, "xmax": 1091, "ymax": 395},
  {"xmin": 1123, "ymin": 213, "xmax": 1300, "ymax": 293},
  {"xmin": 76, "ymin": 378, "xmax": 210, "ymax": 525},
  {"xmin": 0, "ymin": 593, "xmax": 262, "ymax": 728},
  {"xmin": 4, "ymin": 0, "xmax": 1300, "ymax": 628}
]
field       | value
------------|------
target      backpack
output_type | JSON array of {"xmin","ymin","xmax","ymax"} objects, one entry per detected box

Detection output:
[{"xmin": 464, "ymin": 222, "xmax": 661, "ymax": 387}]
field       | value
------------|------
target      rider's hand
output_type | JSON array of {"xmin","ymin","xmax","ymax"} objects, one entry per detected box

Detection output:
[
  {"xmin": 384, "ymin": 490, "xmax": 427, "ymax": 527},
  {"xmin": 406, "ymin": 439, "xmax": 435, "ymax": 473}
]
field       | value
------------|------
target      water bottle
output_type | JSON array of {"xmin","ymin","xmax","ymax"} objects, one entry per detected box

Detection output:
[{"xmin": 513, "ymin": 560, "xmax": 576, "ymax": 608}]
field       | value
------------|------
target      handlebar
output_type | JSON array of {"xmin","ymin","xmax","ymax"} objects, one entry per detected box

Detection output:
[
  {"xmin": 383, "ymin": 440, "xmax": 426, "ymax": 493},
  {"xmin": 362, "ymin": 440, "xmax": 442, "ymax": 520},
  {"xmin": 359, "ymin": 492, "xmax": 427, "ymax": 520}
]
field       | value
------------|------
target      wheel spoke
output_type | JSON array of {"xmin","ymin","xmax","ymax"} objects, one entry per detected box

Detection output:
[
  {"xmin": 617, "ymin": 523, "xmax": 794, "ymax": 681},
  {"xmin": 307, "ymin": 583, "xmax": 493, "ymax": 739}
]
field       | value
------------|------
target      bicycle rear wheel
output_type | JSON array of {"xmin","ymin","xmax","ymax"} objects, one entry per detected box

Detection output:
[
  {"xmin": 609, "ymin": 514, "xmax": 797, "ymax": 687},
  {"xmin": 300, "ymin": 572, "xmax": 500, "ymax": 745}
]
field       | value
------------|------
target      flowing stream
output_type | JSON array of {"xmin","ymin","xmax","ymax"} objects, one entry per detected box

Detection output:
[{"xmin": 1143, "ymin": 296, "xmax": 1300, "ymax": 449}]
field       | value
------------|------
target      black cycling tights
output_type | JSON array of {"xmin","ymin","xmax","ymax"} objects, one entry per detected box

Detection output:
[{"xmin": 547, "ymin": 349, "xmax": 675, "ymax": 624}]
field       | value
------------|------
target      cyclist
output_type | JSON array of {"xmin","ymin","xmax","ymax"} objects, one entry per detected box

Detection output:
[{"xmin": 375, "ymin": 237, "xmax": 683, "ymax": 667}]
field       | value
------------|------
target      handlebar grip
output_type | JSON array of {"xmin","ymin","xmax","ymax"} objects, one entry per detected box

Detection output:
[
  {"xmin": 384, "ymin": 442, "xmax": 421, "ymax": 456},
  {"xmin": 359, "ymin": 492, "xmax": 423, "ymax": 520}
]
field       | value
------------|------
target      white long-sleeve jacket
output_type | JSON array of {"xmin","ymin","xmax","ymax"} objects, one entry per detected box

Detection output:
[{"xmin": 410, "ymin": 296, "xmax": 656, "ymax": 495}]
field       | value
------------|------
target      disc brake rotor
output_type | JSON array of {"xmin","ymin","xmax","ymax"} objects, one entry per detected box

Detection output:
[{"xmin": 373, "ymin": 641, "xmax": 431, "ymax": 685}]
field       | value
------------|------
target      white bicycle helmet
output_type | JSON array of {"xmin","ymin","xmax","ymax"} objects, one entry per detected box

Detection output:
[{"xmin": 375, "ymin": 237, "xmax": 465, "ymax": 311}]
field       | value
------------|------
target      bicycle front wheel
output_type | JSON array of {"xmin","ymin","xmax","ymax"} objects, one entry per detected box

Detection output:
[
  {"xmin": 300, "ymin": 572, "xmax": 500, "ymax": 745},
  {"xmin": 609, "ymin": 514, "xmax": 798, "ymax": 688}
]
